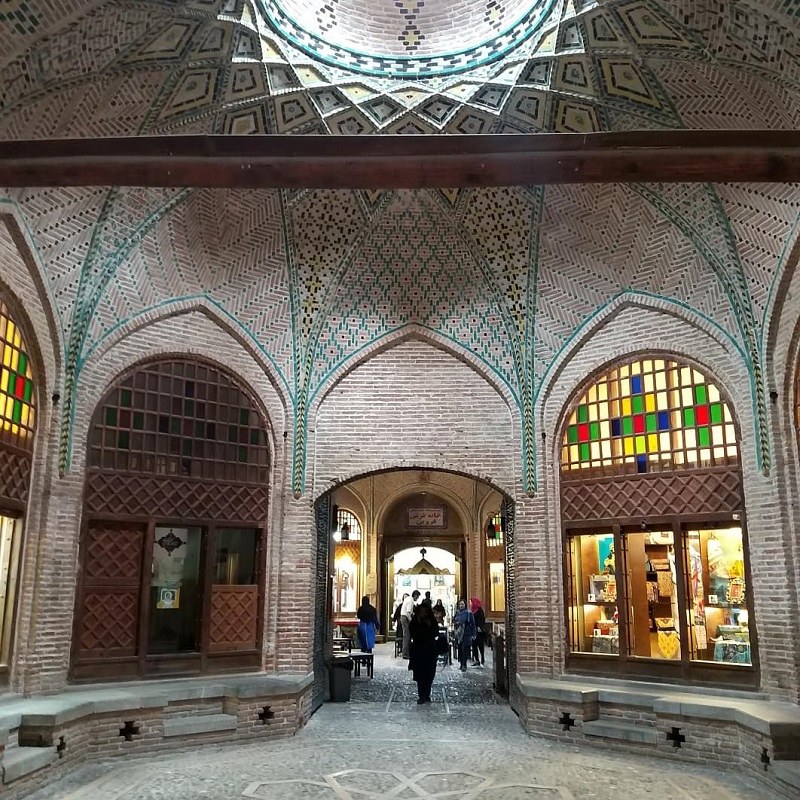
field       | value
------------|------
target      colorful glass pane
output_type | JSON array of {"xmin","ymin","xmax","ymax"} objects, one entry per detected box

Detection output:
[
  {"xmin": 0, "ymin": 301, "xmax": 36, "ymax": 446},
  {"xmin": 561, "ymin": 358, "xmax": 738, "ymax": 474}
]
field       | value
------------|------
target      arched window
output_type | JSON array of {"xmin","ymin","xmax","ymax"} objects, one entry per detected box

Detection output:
[
  {"xmin": 74, "ymin": 358, "xmax": 271, "ymax": 681},
  {"xmin": 333, "ymin": 508, "xmax": 362, "ymax": 616},
  {"xmin": 561, "ymin": 358, "xmax": 737, "ymax": 475},
  {"xmin": 0, "ymin": 301, "xmax": 35, "ymax": 450},
  {"xmin": 559, "ymin": 355, "xmax": 754, "ymax": 687},
  {"xmin": 0, "ymin": 299, "xmax": 37, "ymax": 674}
]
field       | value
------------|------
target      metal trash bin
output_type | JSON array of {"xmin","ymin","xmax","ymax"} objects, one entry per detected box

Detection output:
[{"xmin": 329, "ymin": 655, "xmax": 353, "ymax": 702}]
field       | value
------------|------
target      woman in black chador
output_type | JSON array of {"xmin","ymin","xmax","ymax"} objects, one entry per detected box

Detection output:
[{"xmin": 408, "ymin": 601, "xmax": 439, "ymax": 704}]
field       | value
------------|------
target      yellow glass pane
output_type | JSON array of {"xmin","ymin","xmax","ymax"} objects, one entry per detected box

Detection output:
[
  {"xmin": 6, "ymin": 321, "xmax": 14, "ymax": 343},
  {"xmin": 598, "ymin": 382, "xmax": 608, "ymax": 401},
  {"xmin": 28, "ymin": 408, "xmax": 35, "ymax": 429},
  {"xmin": 1, "ymin": 348, "xmax": 9, "ymax": 368},
  {"xmin": 645, "ymin": 394, "xmax": 656, "ymax": 412},
  {"xmin": 631, "ymin": 361, "xmax": 642, "ymax": 375},
  {"xmin": 10, "ymin": 348, "xmax": 18, "ymax": 372},
  {"xmin": 708, "ymin": 384, "xmax": 720, "ymax": 402},
  {"xmin": 635, "ymin": 436, "xmax": 646, "ymax": 454},
  {"xmin": 20, "ymin": 405, "xmax": 29, "ymax": 426},
  {"xmin": 680, "ymin": 367, "xmax": 692, "ymax": 385},
  {"xmin": 589, "ymin": 403, "xmax": 598, "ymax": 421},
  {"xmin": 621, "ymin": 397, "xmax": 631, "ymax": 416},
  {"xmin": 570, "ymin": 444, "xmax": 579, "ymax": 464},
  {"xmin": 588, "ymin": 384, "xmax": 597, "ymax": 403},
  {"xmin": 591, "ymin": 441, "xmax": 602, "ymax": 460},
  {"xmin": 4, "ymin": 396, "xmax": 12, "ymax": 418},
  {"xmin": 11, "ymin": 424, "xmax": 18, "ymax": 437},
  {"xmin": 647, "ymin": 433, "xmax": 659, "ymax": 452},
  {"xmin": 623, "ymin": 437, "xmax": 634, "ymax": 456},
  {"xmin": 600, "ymin": 420, "xmax": 610, "ymax": 438},
  {"xmin": 610, "ymin": 399, "xmax": 619, "ymax": 417},
  {"xmin": 601, "ymin": 440, "xmax": 612, "ymax": 459},
  {"xmin": 620, "ymin": 364, "xmax": 630, "ymax": 378}
]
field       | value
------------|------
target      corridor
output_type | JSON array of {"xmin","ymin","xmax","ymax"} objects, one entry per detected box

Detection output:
[{"xmin": 27, "ymin": 643, "xmax": 773, "ymax": 800}]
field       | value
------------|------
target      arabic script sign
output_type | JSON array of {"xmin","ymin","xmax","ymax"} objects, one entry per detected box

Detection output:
[{"xmin": 407, "ymin": 507, "xmax": 446, "ymax": 528}]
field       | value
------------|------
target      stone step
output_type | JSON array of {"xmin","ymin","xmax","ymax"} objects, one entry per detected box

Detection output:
[
  {"xmin": 773, "ymin": 761, "xmax": 800, "ymax": 791},
  {"xmin": 583, "ymin": 719, "xmax": 658, "ymax": 745},
  {"xmin": 163, "ymin": 713, "xmax": 238, "ymax": 738},
  {"xmin": 2, "ymin": 745, "xmax": 57, "ymax": 784}
]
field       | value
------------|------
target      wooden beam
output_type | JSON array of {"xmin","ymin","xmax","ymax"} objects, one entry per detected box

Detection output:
[{"xmin": 0, "ymin": 131, "xmax": 797, "ymax": 188}]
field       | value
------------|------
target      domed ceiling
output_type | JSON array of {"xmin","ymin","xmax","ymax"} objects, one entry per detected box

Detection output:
[
  {"xmin": 0, "ymin": 0, "xmax": 798, "ymax": 493},
  {"xmin": 259, "ymin": 0, "xmax": 559, "ymax": 76}
]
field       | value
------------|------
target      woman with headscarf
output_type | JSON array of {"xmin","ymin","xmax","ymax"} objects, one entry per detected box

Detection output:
[
  {"xmin": 356, "ymin": 595, "xmax": 380, "ymax": 653},
  {"xmin": 408, "ymin": 601, "xmax": 440, "ymax": 704},
  {"xmin": 454, "ymin": 599, "xmax": 476, "ymax": 671},
  {"xmin": 470, "ymin": 597, "xmax": 486, "ymax": 667}
]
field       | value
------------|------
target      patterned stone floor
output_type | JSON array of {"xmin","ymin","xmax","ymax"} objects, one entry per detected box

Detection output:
[{"xmin": 27, "ymin": 643, "xmax": 777, "ymax": 799}]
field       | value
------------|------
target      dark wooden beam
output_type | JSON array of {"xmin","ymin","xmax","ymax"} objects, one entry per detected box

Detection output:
[{"xmin": 0, "ymin": 131, "xmax": 797, "ymax": 188}]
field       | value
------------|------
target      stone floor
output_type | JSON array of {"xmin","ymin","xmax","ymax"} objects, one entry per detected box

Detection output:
[{"xmin": 26, "ymin": 643, "xmax": 776, "ymax": 799}]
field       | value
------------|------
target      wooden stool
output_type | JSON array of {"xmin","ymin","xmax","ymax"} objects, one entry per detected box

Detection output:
[{"xmin": 351, "ymin": 653, "xmax": 374, "ymax": 678}]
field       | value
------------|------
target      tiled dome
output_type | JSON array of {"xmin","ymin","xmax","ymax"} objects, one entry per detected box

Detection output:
[{"xmin": 259, "ymin": 0, "xmax": 558, "ymax": 77}]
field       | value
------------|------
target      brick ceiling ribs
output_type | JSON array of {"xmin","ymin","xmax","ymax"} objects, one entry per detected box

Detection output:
[{"xmin": 0, "ymin": 0, "xmax": 797, "ymax": 492}]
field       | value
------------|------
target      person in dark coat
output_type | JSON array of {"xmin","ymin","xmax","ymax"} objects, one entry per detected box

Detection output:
[
  {"xmin": 454, "ymin": 599, "xmax": 476, "ymax": 671},
  {"xmin": 408, "ymin": 601, "xmax": 439, "ymax": 704},
  {"xmin": 470, "ymin": 597, "xmax": 486, "ymax": 666},
  {"xmin": 356, "ymin": 595, "xmax": 379, "ymax": 653}
]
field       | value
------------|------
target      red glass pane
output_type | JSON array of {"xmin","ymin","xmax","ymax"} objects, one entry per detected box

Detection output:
[
  {"xmin": 633, "ymin": 414, "xmax": 645, "ymax": 434},
  {"xmin": 695, "ymin": 404, "xmax": 709, "ymax": 425},
  {"xmin": 577, "ymin": 423, "xmax": 590, "ymax": 442},
  {"xmin": 14, "ymin": 374, "xmax": 25, "ymax": 399}
]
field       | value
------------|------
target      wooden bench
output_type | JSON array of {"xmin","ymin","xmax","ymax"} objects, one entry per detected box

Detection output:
[{"xmin": 351, "ymin": 653, "xmax": 374, "ymax": 678}]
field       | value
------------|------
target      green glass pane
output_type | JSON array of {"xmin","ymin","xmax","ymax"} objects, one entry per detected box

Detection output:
[
  {"xmin": 105, "ymin": 406, "xmax": 117, "ymax": 426},
  {"xmin": 133, "ymin": 412, "xmax": 144, "ymax": 430},
  {"xmin": 589, "ymin": 421, "xmax": 600, "ymax": 440},
  {"xmin": 12, "ymin": 399, "xmax": 21, "ymax": 423},
  {"xmin": 622, "ymin": 417, "xmax": 634, "ymax": 436},
  {"xmin": 5, "ymin": 371, "xmax": 14, "ymax": 393},
  {"xmin": 579, "ymin": 442, "xmax": 590, "ymax": 461},
  {"xmin": 683, "ymin": 407, "xmax": 695, "ymax": 427},
  {"xmin": 632, "ymin": 395, "xmax": 644, "ymax": 414},
  {"xmin": 23, "ymin": 379, "xmax": 32, "ymax": 403},
  {"xmin": 120, "ymin": 388, "xmax": 132, "ymax": 407},
  {"xmin": 238, "ymin": 446, "xmax": 248, "ymax": 462},
  {"xmin": 118, "ymin": 431, "xmax": 129, "ymax": 449},
  {"xmin": 239, "ymin": 408, "xmax": 250, "ymax": 426},
  {"xmin": 645, "ymin": 413, "xmax": 657, "ymax": 433},
  {"xmin": 567, "ymin": 425, "xmax": 578, "ymax": 444},
  {"xmin": 250, "ymin": 428, "xmax": 261, "ymax": 445},
  {"xmin": 698, "ymin": 426, "xmax": 710, "ymax": 447},
  {"xmin": 710, "ymin": 403, "xmax": 723, "ymax": 424},
  {"xmin": 695, "ymin": 384, "xmax": 708, "ymax": 405},
  {"xmin": 228, "ymin": 426, "xmax": 238, "ymax": 443},
  {"xmin": 17, "ymin": 353, "xmax": 27, "ymax": 375}
]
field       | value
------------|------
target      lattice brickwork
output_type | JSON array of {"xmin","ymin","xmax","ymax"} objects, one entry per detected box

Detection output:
[
  {"xmin": 0, "ymin": 444, "xmax": 31, "ymax": 505},
  {"xmin": 78, "ymin": 591, "xmax": 139, "ymax": 654},
  {"xmin": 560, "ymin": 468, "xmax": 743, "ymax": 522},
  {"xmin": 84, "ymin": 471, "xmax": 269, "ymax": 521},
  {"xmin": 209, "ymin": 586, "xmax": 258, "ymax": 650}
]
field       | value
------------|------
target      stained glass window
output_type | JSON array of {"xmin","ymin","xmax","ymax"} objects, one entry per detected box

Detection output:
[
  {"xmin": 335, "ymin": 508, "xmax": 361, "ymax": 541},
  {"xmin": 0, "ymin": 301, "xmax": 35, "ymax": 449},
  {"xmin": 486, "ymin": 512, "xmax": 504, "ymax": 547},
  {"xmin": 89, "ymin": 359, "xmax": 270, "ymax": 483},
  {"xmin": 561, "ymin": 358, "xmax": 737, "ymax": 474}
]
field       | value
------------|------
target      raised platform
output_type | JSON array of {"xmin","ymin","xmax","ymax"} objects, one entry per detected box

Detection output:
[
  {"xmin": 516, "ymin": 673, "xmax": 800, "ymax": 798},
  {"xmin": 0, "ymin": 672, "xmax": 313, "ymax": 799}
]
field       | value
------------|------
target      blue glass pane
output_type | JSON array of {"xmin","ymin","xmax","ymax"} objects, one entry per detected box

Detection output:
[
  {"xmin": 611, "ymin": 418, "xmax": 622, "ymax": 437},
  {"xmin": 636, "ymin": 455, "xmax": 647, "ymax": 473},
  {"xmin": 657, "ymin": 411, "xmax": 670, "ymax": 430},
  {"xmin": 631, "ymin": 375, "xmax": 642, "ymax": 394}
]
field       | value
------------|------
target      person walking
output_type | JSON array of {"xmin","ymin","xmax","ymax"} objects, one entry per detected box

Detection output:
[
  {"xmin": 409, "ymin": 601, "xmax": 440, "ymax": 704},
  {"xmin": 392, "ymin": 594, "xmax": 407, "ymax": 648},
  {"xmin": 356, "ymin": 595, "xmax": 380, "ymax": 653},
  {"xmin": 432, "ymin": 599, "xmax": 446, "ymax": 626},
  {"xmin": 454, "ymin": 599, "xmax": 476, "ymax": 671},
  {"xmin": 470, "ymin": 597, "xmax": 486, "ymax": 666},
  {"xmin": 400, "ymin": 590, "xmax": 419, "ymax": 658}
]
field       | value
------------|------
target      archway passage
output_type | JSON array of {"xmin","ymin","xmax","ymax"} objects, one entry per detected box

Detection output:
[{"xmin": 313, "ymin": 468, "xmax": 514, "ymax": 710}]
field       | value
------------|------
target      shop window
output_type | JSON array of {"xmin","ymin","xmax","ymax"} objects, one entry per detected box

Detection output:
[
  {"xmin": 488, "ymin": 562, "xmax": 506, "ymax": 613},
  {"xmin": 0, "ymin": 302, "xmax": 35, "ymax": 449},
  {"xmin": 566, "ymin": 526, "xmax": 752, "ymax": 669},
  {"xmin": 566, "ymin": 532, "xmax": 618, "ymax": 655},
  {"xmin": 561, "ymin": 358, "xmax": 737, "ymax": 475}
]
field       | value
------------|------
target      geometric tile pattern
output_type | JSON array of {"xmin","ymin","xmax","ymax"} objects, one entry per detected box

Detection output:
[{"xmin": 0, "ymin": 0, "xmax": 797, "ymax": 491}]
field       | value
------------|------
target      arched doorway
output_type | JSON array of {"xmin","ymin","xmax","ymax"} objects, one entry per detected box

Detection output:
[
  {"xmin": 71, "ymin": 357, "xmax": 272, "ymax": 681},
  {"xmin": 312, "ymin": 469, "xmax": 515, "ymax": 709}
]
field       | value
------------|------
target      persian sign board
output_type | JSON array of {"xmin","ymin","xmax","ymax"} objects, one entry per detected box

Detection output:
[{"xmin": 407, "ymin": 507, "xmax": 446, "ymax": 528}]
